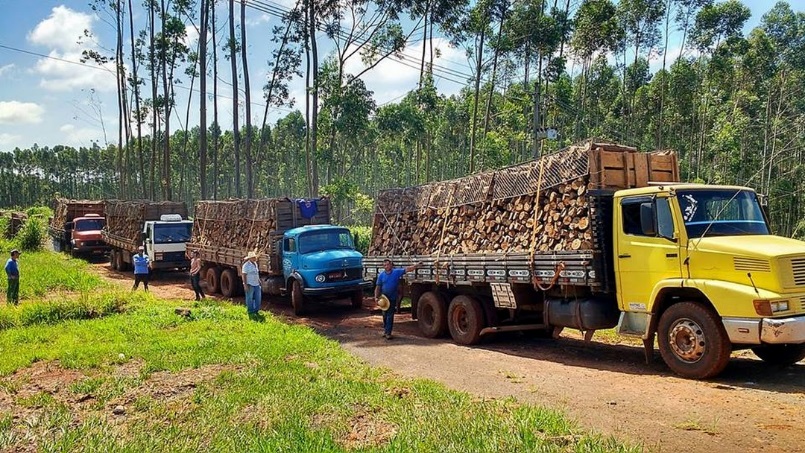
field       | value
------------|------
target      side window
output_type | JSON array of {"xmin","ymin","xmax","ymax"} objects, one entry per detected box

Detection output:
[
  {"xmin": 656, "ymin": 197, "xmax": 674, "ymax": 239},
  {"xmin": 284, "ymin": 238, "xmax": 296, "ymax": 252},
  {"xmin": 621, "ymin": 200, "xmax": 644, "ymax": 236}
]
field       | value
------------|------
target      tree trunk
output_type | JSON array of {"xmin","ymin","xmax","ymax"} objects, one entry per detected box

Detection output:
[
  {"xmin": 149, "ymin": 3, "xmax": 158, "ymax": 200},
  {"xmin": 229, "ymin": 0, "xmax": 241, "ymax": 197},
  {"xmin": 212, "ymin": 0, "xmax": 219, "ymax": 200},
  {"xmin": 483, "ymin": 5, "xmax": 508, "ymax": 142},
  {"xmin": 199, "ymin": 0, "xmax": 208, "ymax": 200},
  {"xmin": 240, "ymin": 0, "xmax": 253, "ymax": 197},
  {"xmin": 468, "ymin": 11, "xmax": 488, "ymax": 173},
  {"xmin": 309, "ymin": 0, "xmax": 319, "ymax": 197},
  {"xmin": 160, "ymin": 0, "xmax": 172, "ymax": 201},
  {"xmin": 128, "ymin": 0, "xmax": 145, "ymax": 198}
]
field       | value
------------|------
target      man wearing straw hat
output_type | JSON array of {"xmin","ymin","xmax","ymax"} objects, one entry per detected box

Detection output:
[
  {"xmin": 242, "ymin": 251, "xmax": 262, "ymax": 315},
  {"xmin": 375, "ymin": 259, "xmax": 420, "ymax": 340}
]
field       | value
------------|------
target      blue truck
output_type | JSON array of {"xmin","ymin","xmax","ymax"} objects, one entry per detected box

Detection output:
[{"xmin": 186, "ymin": 197, "xmax": 371, "ymax": 315}]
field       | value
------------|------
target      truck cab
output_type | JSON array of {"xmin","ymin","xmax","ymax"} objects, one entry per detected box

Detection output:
[
  {"xmin": 280, "ymin": 224, "xmax": 372, "ymax": 314},
  {"xmin": 69, "ymin": 213, "xmax": 110, "ymax": 256},
  {"xmin": 142, "ymin": 214, "xmax": 193, "ymax": 270},
  {"xmin": 614, "ymin": 183, "xmax": 805, "ymax": 378}
]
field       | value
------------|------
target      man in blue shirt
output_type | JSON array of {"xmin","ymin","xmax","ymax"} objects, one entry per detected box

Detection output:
[
  {"xmin": 375, "ymin": 259, "xmax": 420, "ymax": 339},
  {"xmin": 132, "ymin": 246, "xmax": 151, "ymax": 291},
  {"xmin": 4, "ymin": 249, "xmax": 20, "ymax": 305}
]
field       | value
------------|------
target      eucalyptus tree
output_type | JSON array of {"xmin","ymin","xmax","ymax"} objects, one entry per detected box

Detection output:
[
  {"xmin": 570, "ymin": 0, "xmax": 622, "ymax": 140},
  {"xmin": 198, "ymin": 0, "xmax": 209, "ymax": 199},
  {"xmin": 227, "ymin": 0, "xmax": 241, "ymax": 197},
  {"xmin": 239, "ymin": 0, "xmax": 253, "ymax": 197}
]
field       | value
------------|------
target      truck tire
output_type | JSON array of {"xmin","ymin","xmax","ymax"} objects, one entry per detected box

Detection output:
[
  {"xmin": 751, "ymin": 344, "xmax": 805, "ymax": 366},
  {"xmin": 109, "ymin": 250, "xmax": 119, "ymax": 271},
  {"xmin": 447, "ymin": 295, "xmax": 485, "ymax": 345},
  {"xmin": 657, "ymin": 302, "xmax": 732, "ymax": 379},
  {"xmin": 206, "ymin": 267, "xmax": 221, "ymax": 295},
  {"xmin": 417, "ymin": 291, "xmax": 448, "ymax": 338},
  {"xmin": 291, "ymin": 280, "xmax": 306, "ymax": 316},
  {"xmin": 220, "ymin": 269, "xmax": 238, "ymax": 298},
  {"xmin": 115, "ymin": 251, "xmax": 128, "ymax": 272},
  {"xmin": 351, "ymin": 289, "xmax": 364, "ymax": 309}
]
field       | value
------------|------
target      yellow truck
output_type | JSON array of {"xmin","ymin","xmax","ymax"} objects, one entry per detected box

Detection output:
[{"xmin": 364, "ymin": 141, "xmax": 805, "ymax": 379}]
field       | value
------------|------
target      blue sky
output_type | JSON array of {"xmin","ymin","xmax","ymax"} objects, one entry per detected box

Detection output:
[{"xmin": 0, "ymin": 0, "xmax": 788, "ymax": 152}]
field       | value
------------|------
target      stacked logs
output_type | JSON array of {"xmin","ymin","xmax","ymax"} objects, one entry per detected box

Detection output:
[
  {"xmin": 104, "ymin": 200, "xmax": 188, "ymax": 243},
  {"xmin": 371, "ymin": 176, "xmax": 592, "ymax": 255},
  {"xmin": 370, "ymin": 140, "xmax": 676, "ymax": 256},
  {"xmin": 50, "ymin": 198, "xmax": 104, "ymax": 232},
  {"xmin": 191, "ymin": 199, "xmax": 283, "ymax": 255}
]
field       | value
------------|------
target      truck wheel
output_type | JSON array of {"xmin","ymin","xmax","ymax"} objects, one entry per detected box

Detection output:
[
  {"xmin": 220, "ymin": 269, "xmax": 238, "ymax": 298},
  {"xmin": 447, "ymin": 295, "xmax": 485, "ymax": 345},
  {"xmin": 115, "ymin": 251, "xmax": 127, "ymax": 271},
  {"xmin": 351, "ymin": 289, "xmax": 364, "ymax": 309},
  {"xmin": 206, "ymin": 267, "xmax": 222, "ymax": 295},
  {"xmin": 291, "ymin": 280, "xmax": 306, "ymax": 316},
  {"xmin": 657, "ymin": 302, "xmax": 732, "ymax": 379},
  {"xmin": 751, "ymin": 344, "xmax": 805, "ymax": 366},
  {"xmin": 417, "ymin": 291, "xmax": 448, "ymax": 338},
  {"xmin": 109, "ymin": 250, "xmax": 119, "ymax": 271}
]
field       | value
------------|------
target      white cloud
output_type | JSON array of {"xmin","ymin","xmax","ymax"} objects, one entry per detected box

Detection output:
[
  {"xmin": 0, "ymin": 64, "xmax": 15, "ymax": 78},
  {"xmin": 184, "ymin": 25, "xmax": 199, "ymax": 48},
  {"xmin": 59, "ymin": 123, "xmax": 103, "ymax": 146},
  {"xmin": 27, "ymin": 6, "xmax": 118, "ymax": 92},
  {"xmin": 0, "ymin": 133, "xmax": 22, "ymax": 147},
  {"xmin": 28, "ymin": 6, "xmax": 93, "ymax": 53},
  {"xmin": 246, "ymin": 13, "xmax": 272, "ymax": 27},
  {"xmin": 0, "ymin": 101, "xmax": 45, "ymax": 124},
  {"xmin": 342, "ymin": 37, "xmax": 467, "ymax": 104}
]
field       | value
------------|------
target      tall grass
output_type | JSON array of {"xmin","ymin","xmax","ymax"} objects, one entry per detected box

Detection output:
[{"xmin": 0, "ymin": 251, "xmax": 102, "ymax": 301}]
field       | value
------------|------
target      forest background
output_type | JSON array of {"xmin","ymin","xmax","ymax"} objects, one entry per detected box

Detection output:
[{"xmin": 1, "ymin": 0, "xmax": 804, "ymax": 238}]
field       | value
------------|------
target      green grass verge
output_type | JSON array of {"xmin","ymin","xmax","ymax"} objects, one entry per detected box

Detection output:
[{"xmin": 0, "ymin": 252, "xmax": 637, "ymax": 452}]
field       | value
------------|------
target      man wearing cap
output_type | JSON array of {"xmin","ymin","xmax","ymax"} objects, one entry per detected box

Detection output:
[
  {"xmin": 375, "ymin": 259, "xmax": 420, "ymax": 340},
  {"xmin": 132, "ymin": 246, "xmax": 151, "ymax": 291},
  {"xmin": 242, "ymin": 251, "xmax": 261, "ymax": 315},
  {"xmin": 4, "ymin": 249, "xmax": 20, "ymax": 305}
]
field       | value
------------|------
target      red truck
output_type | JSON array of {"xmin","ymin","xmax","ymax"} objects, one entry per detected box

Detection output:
[{"xmin": 49, "ymin": 199, "xmax": 110, "ymax": 257}]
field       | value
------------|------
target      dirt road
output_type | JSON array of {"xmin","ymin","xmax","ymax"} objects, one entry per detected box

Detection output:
[{"xmin": 96, "ymin": 262, "xmax": 805, "ymax": 453}]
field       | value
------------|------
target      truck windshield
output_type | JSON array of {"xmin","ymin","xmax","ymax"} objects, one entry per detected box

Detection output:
[
  {"xmin": 676, "ymin": 188, "xmax": 769, "ymax": 238},
  {"xmin": 153, "ymin": 223, "xmax": 192, "ymax": 244},
  {"xmin": 74, "ymin": 219, "xmax": 104, "ymax": 231},
  {"xmin": 298, "ymin": 229, "xmax": 355, "ymax": 254}
]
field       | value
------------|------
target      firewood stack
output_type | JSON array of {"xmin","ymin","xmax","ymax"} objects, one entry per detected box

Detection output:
[
  {"xmin": 369, "ymin": 140, "xmax": 678, "ymax": 256},
  {"xmin": 191, "ymin": 199, "xmax": 284, "ymax": 255},
  {"xmin": 50, "ymin": 198, "xmax": 104, "ymax": 232},
  {"xmin": 104, "ymin": 200, "xmax": 188, "ymax": 243}
]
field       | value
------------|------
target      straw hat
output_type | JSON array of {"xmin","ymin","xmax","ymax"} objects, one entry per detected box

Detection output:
[
  {"xmin": 244, "ymin": 250, "xmax": 260, "ymax": 260},
  {"xmin": 376, "ymin": 294, "xmax": 390, "ymax": 311}
]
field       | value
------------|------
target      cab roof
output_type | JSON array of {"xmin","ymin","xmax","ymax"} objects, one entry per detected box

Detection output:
[
  {"xmin": 285, "ymin": 224, "xmax": 347, "ymax": 236},
  {"xmin": 614, "ymin": 183, "xmax": 756, "ymax": 198}
]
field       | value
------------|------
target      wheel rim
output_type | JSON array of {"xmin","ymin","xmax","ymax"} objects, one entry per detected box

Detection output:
[
  {"xmin": 453, "ymin": 306, "xmax": 469, "ymax": 335},
  {"xmin": 667, "ymin": 317, "xmax": 706, "ymax": 363}
]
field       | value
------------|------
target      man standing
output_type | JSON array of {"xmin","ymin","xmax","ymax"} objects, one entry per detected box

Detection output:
[
  {"xmin": 4, "ymin": 249, "xmax": 20, "ymax": 305},
  {"xmin": 188, "ymin": 250, "xmax": 205, "ymax": 301},
  {"xmin": 375, "ymin": 259, "xmax": 420, "ymax": 340},
  {"xmin": 132, "ymin": 246, "xmax": 151, "ymax": 291},
  {"xmin": 242, "ymin": 251, "xmax": 261, "ymax": 315}
]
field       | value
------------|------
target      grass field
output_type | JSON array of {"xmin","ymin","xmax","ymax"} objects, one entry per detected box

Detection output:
[{"xmin": 0, "ymin": 251, "xmax": 636, "ymax": 452}]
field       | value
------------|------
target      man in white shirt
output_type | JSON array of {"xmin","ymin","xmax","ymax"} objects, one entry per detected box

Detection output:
[{"xmin": 242, "ymin": 251, "xmax": 261, "ymax": 315}]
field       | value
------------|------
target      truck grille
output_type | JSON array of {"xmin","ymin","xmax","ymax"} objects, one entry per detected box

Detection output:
[
  {"xmin": 161, "ymin": 251, "xmax": 187, "ymax": 263},
  {"xmin": 325, "ymin": 268, "xmax": 362, "ymax": 282},
  {"xmin": 733, "ymin": 257, "xmax": 770, "ymax": 272},
  {"xmin": 792, "ymin": 258, "xmax": 805, "ymax": 286}
]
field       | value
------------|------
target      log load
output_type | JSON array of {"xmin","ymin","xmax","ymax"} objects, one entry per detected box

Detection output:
[
  {"xmin": 49, "ymin": 198, "xmax": 104, "ymax": 233},
  {"xmin": 191, "ymin": 197, "xmax": 331, "ymax": 255},
  {"xmin": 103, "ymin": 200, "xmax": 188, "ymax": 244},
  {"xmin": 369, "ymin": 140, "xmax": 679, "ymax": 256}
]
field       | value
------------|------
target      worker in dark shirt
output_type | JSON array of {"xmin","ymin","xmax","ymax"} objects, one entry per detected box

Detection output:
[{"xmin": 4, "ymin": 249, "xmax": 20, "ymax": 305}]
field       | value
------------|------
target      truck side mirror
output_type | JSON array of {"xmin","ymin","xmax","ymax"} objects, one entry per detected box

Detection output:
[
  {"xmin": 140, "ymin": 232, "xmax": 147, "ymax": 242},
  {"xmin": 640, "ymin": 203, "xmax": 656, "ymax": 236}
]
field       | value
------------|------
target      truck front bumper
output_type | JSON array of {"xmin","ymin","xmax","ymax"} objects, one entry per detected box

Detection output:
[
  {"xmin": 74, "ymin": 245, "xmax": 111, "ymax": 255},
  {"xmin": 302, "ymin": 280, "xmax": 372, "ymax": 297},
  {"xmin": 150, "ymin": 260, "xmax": 190, "ymax": 270},
  {"xmin": 723, "ymin": 315, "xmax": 805, "ymax": 345}
]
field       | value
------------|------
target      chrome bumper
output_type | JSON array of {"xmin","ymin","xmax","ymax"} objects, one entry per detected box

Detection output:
[{"xmin": 723, "ymin": 316, "xmax": 805, "ymax": 345}]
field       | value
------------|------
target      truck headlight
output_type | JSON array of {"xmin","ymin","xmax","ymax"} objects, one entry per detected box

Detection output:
[
  {"xmin": 315, "ymin": 274, "xmax": 326, "ymax": 283},
  {"xmin": 753, "ymin": 299, "xmax": 790, "ymax": 316}
]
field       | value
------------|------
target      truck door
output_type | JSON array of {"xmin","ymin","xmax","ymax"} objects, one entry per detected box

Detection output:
[
  {"xmin": 614, "ymin": 195, "xmax": 681, "ymax": 312},
  {"xmin": 282, "ymin": 237, "xmax": 297, "ymax": 279}
]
